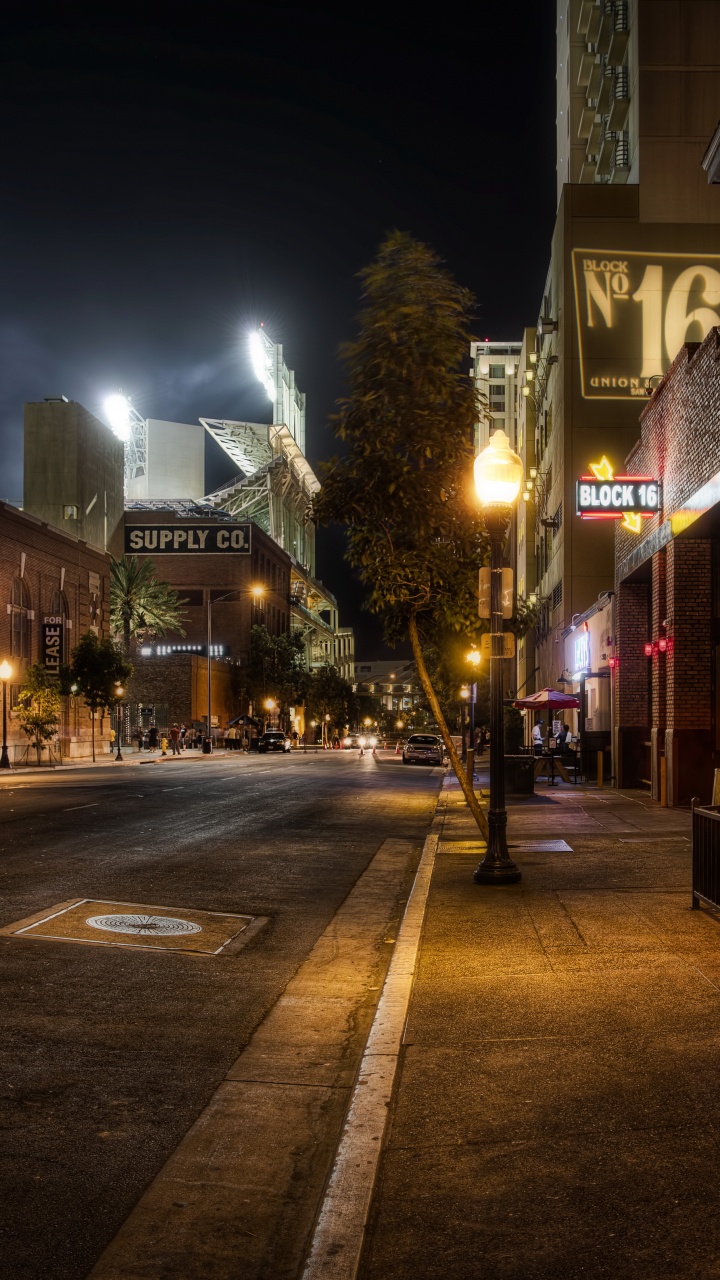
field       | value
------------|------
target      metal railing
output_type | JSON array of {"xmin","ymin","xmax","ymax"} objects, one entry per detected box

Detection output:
[{"xmin": 691, "ymin": 799, "xmax": 720, "ymax": 910}]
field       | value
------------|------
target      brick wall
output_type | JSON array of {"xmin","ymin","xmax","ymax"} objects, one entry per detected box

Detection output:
[
  {"xmin": 125, "ymin": 652, "xmax": 236, "ymax": 732},
  {"xmin": 0, "ymin": 501, "xmax": 112, "ymax": 761},
  {"xmin": 666, "ymin": 538, "xmax": 712, "ymax": 731},
  {"xmin": 616, "ymin": 581, "xmax": 650, "ymax": 727}
]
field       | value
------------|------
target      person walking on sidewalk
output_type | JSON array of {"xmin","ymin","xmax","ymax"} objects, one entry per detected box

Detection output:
[
  {"xmin": 148, "ymin": 723, "xmax": 158, "ymax": 751},
  {"xmin": 169, "ymin": 724, "xmax": 181, "ymax": 755},
  {"xmin": 532, "ymin": 719, "xmax": 545, "ymax": 755}
]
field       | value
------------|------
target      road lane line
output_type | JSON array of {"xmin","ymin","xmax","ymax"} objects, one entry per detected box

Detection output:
[
  {"xmin": 62, "ymin": 804, "xmax": 99, "ymax": 811},
  {"xmin": 302, "ymin": 832, "xmax": 438, "ymax": 1280}
]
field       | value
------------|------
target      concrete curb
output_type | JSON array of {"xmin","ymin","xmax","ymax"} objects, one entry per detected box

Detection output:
[{"xmin": 301, "ymin": 831, "xmax": 439, "ymax": 1280}]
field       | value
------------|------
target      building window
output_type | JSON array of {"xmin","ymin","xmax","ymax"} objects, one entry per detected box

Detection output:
[
  {"xmin": 10, "ymin": 577, "xmax": 31, "ymax": 659},
  {"xmin": 552, "ymin": 581, "xmax": 563, "ymax": 611},
  {"xmin": 552, "ymin": 503, "xmax": 562, "ymax": 537},
  {"xmin": 488, "ymin": 364, "xmax": 505, "ymax": 379}
]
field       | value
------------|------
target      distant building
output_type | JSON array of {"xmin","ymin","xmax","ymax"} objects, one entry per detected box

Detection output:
[
  {"xmin": 470, "ymin": 341, "xmax": 521, "ymax": 451},
  {"xmin": 354, "ymin": 660, "xmax": 418, "ymax": 712},
  {"xmin": 24, "ymin": 398, "xmax": 124, "ymax": 556},
  {"xmin": 125, "ymin": 419, "xmax": 205, "ymax": 501}
]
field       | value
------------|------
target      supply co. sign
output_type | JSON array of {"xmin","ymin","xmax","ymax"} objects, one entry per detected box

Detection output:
[
  {"xmin": 572, "ymin": 249, "xmax": 720, "ymax": 399},
  {"xmin": 125, "ymin": 524, "xmax": 251, "ymax": 554}
]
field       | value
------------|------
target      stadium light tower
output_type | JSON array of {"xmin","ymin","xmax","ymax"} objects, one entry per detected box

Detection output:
[
  {"xmin": 103, "ymin": 392, "xmax": 148, "ymax": 492},
  {"xmin": 249, "ymin": 328, "xmax": 276, "ymax": 402}
]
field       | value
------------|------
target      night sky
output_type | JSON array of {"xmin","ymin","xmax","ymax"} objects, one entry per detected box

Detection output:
[{"xmin": 1, "ymin": 5, "xmax": 557, "ymax": 654}]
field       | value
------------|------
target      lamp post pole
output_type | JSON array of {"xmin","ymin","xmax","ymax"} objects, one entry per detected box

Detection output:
[
  {"xmin": 473, "ymin": 508, "xmax": 520, "ymax": 884},
  {"xmin": 115, "ymin": 692, "xmax": 124, "ymax": 762},
  {"xmin": 0, "ymin": 660, "xmax": 12, "ymax": 770},
  {"xmin": 472, "ymin": 430, "xmax": 522, "ymax": 886}
]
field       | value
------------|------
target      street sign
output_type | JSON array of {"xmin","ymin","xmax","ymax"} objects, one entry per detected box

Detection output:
[
  {"xmin": 480, "ymin": 632, "xmax": 516, "ymax": 658},
  {"xmin": 478, "ymin": 568, "xmax": 514, "ymax": 619}
]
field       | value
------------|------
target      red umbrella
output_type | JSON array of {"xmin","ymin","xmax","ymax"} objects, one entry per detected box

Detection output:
[{"xmin": 513, "ymin": 688, "xmax": 580, "ymax": 710}]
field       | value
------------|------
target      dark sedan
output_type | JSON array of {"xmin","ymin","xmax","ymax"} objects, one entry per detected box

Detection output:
[{"xmin": 258, "ymin": 731, "xmax": 291, "ymax": 754}]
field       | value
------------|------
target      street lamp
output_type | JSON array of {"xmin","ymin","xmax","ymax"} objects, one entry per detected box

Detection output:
[
  {"xmin": 473, "ymin": 429, "xmax": 524, "ymax": 885},
  {"xmin": 114, "ymin": 684, "xmax": 125, "ymax": 762},
  {"xmin": 465, "ymin": 647, "xmax": 481, "ymax": 755},
  {"xmin": 206, "ymin": 585, "xmax": 264, "ymax": 743},
  {"xmin": 0, "ymin": 660, "xmax": 13, "ymax": 770},
  {"xmin": 263, "ymin": 696, "xmax": 277, "ymax": 731},
  {"xmin": 459, "ymin": 684, "xmax": 470, "ymax": 762}
]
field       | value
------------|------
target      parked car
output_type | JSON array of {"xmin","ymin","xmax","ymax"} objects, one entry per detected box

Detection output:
[
  {"xmin": 402, "ymin": 733, "xmax": 444, "ymax": 766},
  {"xmin": 257, "ymin": 731, "xmax": 291, "ymax": 754},
  {"xmin": 342, "ymin": 734, "xmax": 361, "ymax": 749}
]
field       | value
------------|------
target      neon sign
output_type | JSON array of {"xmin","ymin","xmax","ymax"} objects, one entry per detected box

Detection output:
[
  {"xmin": 572, "ymin": 250, "xmax": 720, "ymax": 400},
  {"xmin": 576, "ymin": 457, "xmax": 660, "ymax": 533}
]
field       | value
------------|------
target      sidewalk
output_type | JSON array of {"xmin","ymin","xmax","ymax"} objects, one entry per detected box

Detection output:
[{"xmin": 357, "ymin": 764, "xmax": 720, "ymax": 1280}]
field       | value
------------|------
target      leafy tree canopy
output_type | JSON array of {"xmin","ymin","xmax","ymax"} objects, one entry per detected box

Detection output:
[
  {"xmin": 247, "ymin": 625, "xmax": 309, "ymax": 713},
  {"xmin": 69, "ymin": 632, "xmax": 133, "ymax": 713},
  {"xmin": 313, "ymin": 230, "xmax": 490, "ymax": 644},
  {"xmin": 305, "ymin": 663, "xmax": 358, "ymax": 730},
  {"xmin": 16, "ymin": 664, "xmax": 61, "ymax": 761}
]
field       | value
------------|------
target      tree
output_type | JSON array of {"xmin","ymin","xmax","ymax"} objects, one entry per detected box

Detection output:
[
  {"xmin": 246, "ymin": 626, "xmax": 309, "ymax": 728},
  {"xmin": 110, "ymin": 554, "xmax": 188, "ymax": 654},
  {"xmin": 306, "ymin": 664, "xmax": 358, "ymax": 738},
  {"xmin": 314, "ymin": 231, "xmax": 502, "ymax": 834},
  {"xmin": 69, "ymin": 632, "xmax": 133, "ymax": 762},
  {"xmin": 16, "ymin": 665, "xmax": 61, "ymax": 764}
]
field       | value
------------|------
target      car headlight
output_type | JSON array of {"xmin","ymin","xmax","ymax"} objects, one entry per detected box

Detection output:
[
  {"xmin": 343, "ymin": 737, "xmax": 351, "ymax": 746},
  {"xmin": 358, "ymin": 736, "xmax": 366, "ymax": 747},
  {"xmin": 368, "ymin": 736, "xmax": 377, "ymax": 747}
]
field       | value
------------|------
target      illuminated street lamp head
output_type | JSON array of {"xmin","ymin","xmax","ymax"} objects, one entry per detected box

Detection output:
[
  {"xmin": 466, "ymin": 647, "xmax": 481, "ymax": 668},
  {"xmin": 263, "ymin": 697, "xmax": 277, "ymax": 711},
  {"xmin": 363, "ymin": 717, "xmax": 372, "ymax": 727},
  {"xmin": 250, "ymin": 584, "xmax": 264, "ymax": 598},
  {"xmin": 474, "ymin": 430, "xmax": 524, "ymax": 508},
  {"xmin": 0, "ymin": 660, "xmax": 12, "ymax": 681},
  {"xmin": 115, "ymin": 685, "xmax": 125, "ymax": 698},
  {"xmin": 249, "ymin": 329, "xmax": 276, "ymax": 402},
  {"xmin": 460, "ymin": 684, "xmax": 471, "ymax": 700}
]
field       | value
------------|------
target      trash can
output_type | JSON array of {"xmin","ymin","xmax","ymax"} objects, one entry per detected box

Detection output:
[
  {"xmin": 202, "ymin": 737, "xmax": 213, "ymax": 755},
  {"xmin": 504, "ymin": 754, "xmax": 535, "ymax": 796}
]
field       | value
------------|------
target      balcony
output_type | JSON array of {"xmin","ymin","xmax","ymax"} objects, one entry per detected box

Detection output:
[
  {"xmin": 587, "ymin": 58, "xmax": 604, "ymax": 98},
  {"xmin": 597, "ymin": 68, "xmax": 613, "ymax": 113},
  {"xmin": 577, "ymin": 47, "xmax": 596, "ymax": 88},
  {"xmin": 579, "ymin": 104, "xmax": 598, "ymax": 140},
  {"xmin": 596, "ymin": 132, "xmax": 616, "ymax": 176},
  {"xmin": 596, "ymin": 2, "xmax": 613, "ymax": 55},
  {"xmin": 587, "ymin": 119, "xmax": 603, "ymax": 153},
  {"xmin": 577, "ymin": 0, "xmax": 597, "ymax": 36}
]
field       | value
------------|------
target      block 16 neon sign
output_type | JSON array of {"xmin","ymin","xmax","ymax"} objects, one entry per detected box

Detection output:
[{"xmin": 575, "ymin": 457, "xmax": 661, "ymax": 533}]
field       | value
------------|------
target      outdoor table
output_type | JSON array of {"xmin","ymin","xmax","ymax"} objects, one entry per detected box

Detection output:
[{"xmin": 533, "ymin": 750, "xmax": 572, "ymax": 786}]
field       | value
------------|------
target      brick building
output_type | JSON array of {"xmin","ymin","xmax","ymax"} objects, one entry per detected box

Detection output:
[
  {"xmin": 615, "ymin": 327, "xmax": 720, "ymax": 805},
  {"xmin": 0, "ymin": 501, "xmax": 112, "ymax": 762},
  {"xmin": 123, "ymin": 503, "xmax": 292, "ymax": 731}
]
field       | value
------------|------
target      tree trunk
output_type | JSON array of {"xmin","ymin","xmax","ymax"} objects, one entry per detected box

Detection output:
[
  {"xmin": 91, "ymin": 709, "xmax": 96, "ymax": 763},
  {"xmin": 408, "ymin": 612, "xmax": 489, "ymax": 840}
]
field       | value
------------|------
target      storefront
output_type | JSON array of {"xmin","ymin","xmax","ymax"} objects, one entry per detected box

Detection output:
[
  {"xmin": 561, "ymin": 594, "xmax": 614, "ymax": 781},
  {"xmin": 615, "ymin": 329, "xmax": 720, "ymax": 806}
]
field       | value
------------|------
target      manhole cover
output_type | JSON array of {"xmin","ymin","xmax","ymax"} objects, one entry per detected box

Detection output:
[
  {"xmin": 86, "ymin": 914, "xmax": 202, "ymax": 936},
  {"xmin": 0, "ymin": 899, "xmax": 264, "ymax": 955}
]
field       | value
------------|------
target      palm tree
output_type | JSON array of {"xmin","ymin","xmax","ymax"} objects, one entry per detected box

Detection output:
[{"xmin": 110, "ymin": 555, "xmax": 188, "ymax": 654}]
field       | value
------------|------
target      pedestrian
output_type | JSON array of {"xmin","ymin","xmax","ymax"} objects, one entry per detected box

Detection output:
[
  {"xmin": 532, "ymin": 719, "xmax": 545, "ymax": 755},
  {"xmin": 169, "ymin": 723, "xmax": 181, "ymax": 755},
  {"xmin": 148, "ymin": 723, "xmax": 158, "ymax": 751},
  {"xmin": 179, "ymin": 723, "xmax": 187, "ymax": 749},
  {"xmin": 557, "ymin": 723, "xmax": 573, "ymax": 753},
  {"xmin": 227, "ymin": 726, "xmax": 236, "ymax": 750},
  {"xmin": 136, "ymin": 728, "xmax": 144, "ymax": 752}
]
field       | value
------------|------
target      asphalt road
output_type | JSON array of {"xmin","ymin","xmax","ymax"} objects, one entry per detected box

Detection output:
[{"xmin": 0, "ymin": 749, "xmax": 440, "ymax": 1280}]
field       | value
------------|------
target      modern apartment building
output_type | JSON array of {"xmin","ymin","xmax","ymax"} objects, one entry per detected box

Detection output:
[
  {"xmin": 470, "ymin": 341, "xmax": 521, "ymax": 450},
  {"xmin": 517, "ymin": 0, "xmax": 720, "ymax": 729}
]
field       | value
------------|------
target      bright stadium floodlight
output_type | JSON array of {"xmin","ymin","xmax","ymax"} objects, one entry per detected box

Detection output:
[
  {"xmin": 104, "ymin": 393, "xmax": 132, "ymax": 442},
  {"xmin": 249, "ymin": 329, "xmax": 276, "ymax": 402}
]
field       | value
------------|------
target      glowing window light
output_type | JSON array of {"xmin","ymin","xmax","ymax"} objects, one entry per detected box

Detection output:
[
  {"xmin": 249, "ymin": 330, "xmax": 276, "ymax": 402},
  {"xmin": 104, "ymin": 393, "xmax": 132, "ymax": 442}
]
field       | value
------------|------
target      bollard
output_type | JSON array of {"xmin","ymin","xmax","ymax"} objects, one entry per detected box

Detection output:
[
  {"xmin": 712, "ymin": 768, "xmax": 720, "ymax": 807},
  {"xmin": 466, "ymin": 746, "xmax": 475, "ymax": 789},
  {"xmin": 597, "ymin": 749, "xmax": 603, "ymax": 788},
  {"xmin": 660, "ymin": 754, "xmax": 668, "ymax": 807}
]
